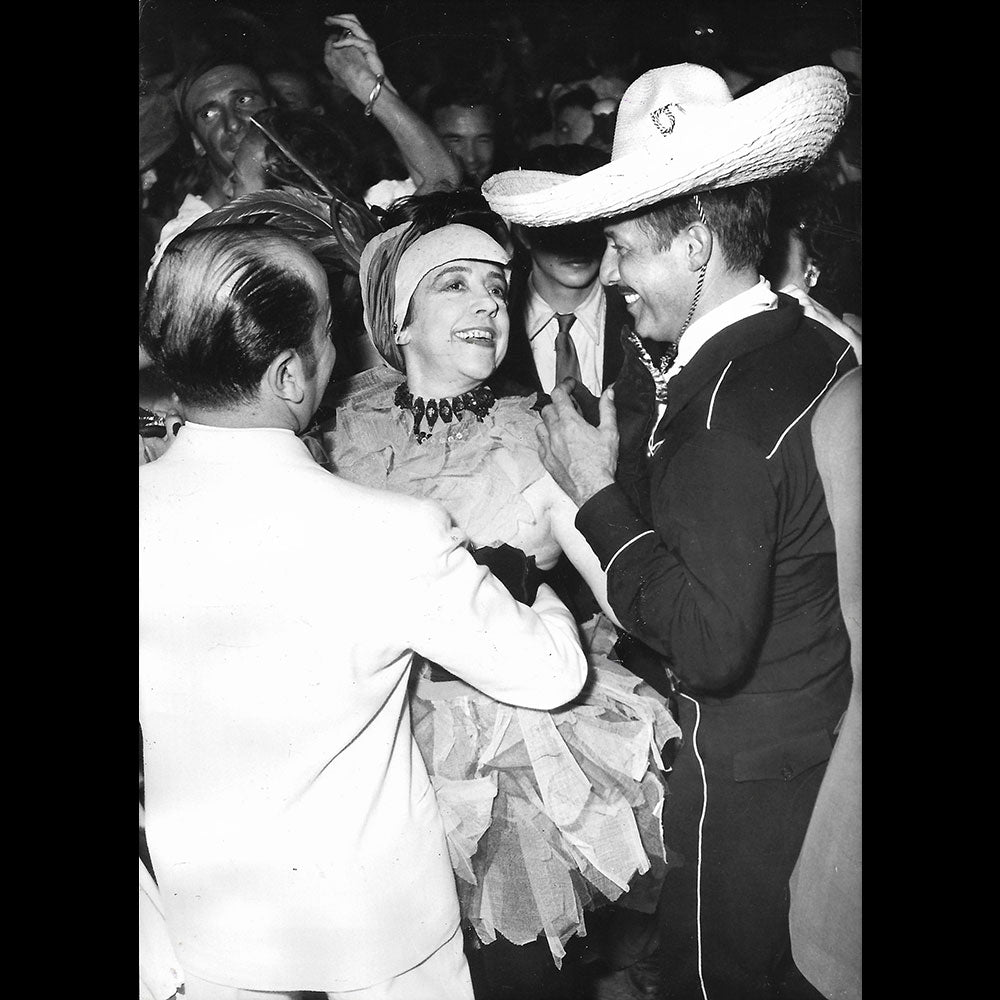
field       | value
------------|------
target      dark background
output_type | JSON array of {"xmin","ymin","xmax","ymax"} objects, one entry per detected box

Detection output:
[{"xmin": 139, "ymin": 0, "xmax": 862, "ymax": 89}]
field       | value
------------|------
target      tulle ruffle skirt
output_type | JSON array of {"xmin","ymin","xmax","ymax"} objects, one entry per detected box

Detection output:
[{"xmin": 411, "ymin": 615, "xmax": 680, "ymax": 966}]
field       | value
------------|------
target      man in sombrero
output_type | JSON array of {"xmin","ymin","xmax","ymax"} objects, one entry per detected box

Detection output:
[{"xmin": 484, "ymin": 64, "xmax": 858, "ymax": 999}]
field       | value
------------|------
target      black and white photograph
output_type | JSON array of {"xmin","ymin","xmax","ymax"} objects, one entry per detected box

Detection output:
[{"xmin": 138, "ymin": 3, "xmax": 861, "ymax": 998}]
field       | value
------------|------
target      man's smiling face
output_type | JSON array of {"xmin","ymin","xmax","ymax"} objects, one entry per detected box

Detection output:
[{"xmin": 600, "ymin": 217, "xmax": 693, "ymax": 343}]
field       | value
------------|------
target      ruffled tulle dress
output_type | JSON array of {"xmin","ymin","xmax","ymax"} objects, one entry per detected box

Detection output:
[{"xmin": 313, "ymin": 365, "xmax": 679, "ymax": 966}]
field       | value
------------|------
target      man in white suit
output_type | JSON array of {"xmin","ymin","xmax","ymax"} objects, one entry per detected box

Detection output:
[{"xmin": 138, "ymin": 226, "xmax": 588, "ymax": 1000}]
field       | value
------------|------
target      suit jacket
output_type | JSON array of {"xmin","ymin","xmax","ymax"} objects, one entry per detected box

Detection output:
[
  {"xmin": 138, "ymin": 422, "xmax": 586, "ymax": 991},
  {"xmin": 577, "ymin": 295, "xmax": 857, "ymax": 757},
  {"xmin": 495, "ymin": 267, "xmax": 629, "ymax": 396}
]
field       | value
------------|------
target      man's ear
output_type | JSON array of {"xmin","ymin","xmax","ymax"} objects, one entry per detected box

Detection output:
[
  {"xmin": 264, "ymin": 348, "xmax": 307, "ymax": 404},
  {"xmin": 685, "ymin": 223, "xmax": 713, "ymax": 271}
]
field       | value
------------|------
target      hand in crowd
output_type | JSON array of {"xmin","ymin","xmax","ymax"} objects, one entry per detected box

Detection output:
[
  {"xmin": 323, "ymin": 14, "xmax": 396, "ymax": 103},
  {"xmin": 781, "ymin": 284, "xmax": 862, "ymax": 362},
  {"xmin": 537, "ymin": 381, "xmax": 618, "ymax": 507}
]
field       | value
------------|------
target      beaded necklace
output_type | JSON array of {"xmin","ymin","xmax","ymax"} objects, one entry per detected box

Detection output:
[{"xmin": 394, "ymin": 382, "xmax": 497, "ymax": 443}]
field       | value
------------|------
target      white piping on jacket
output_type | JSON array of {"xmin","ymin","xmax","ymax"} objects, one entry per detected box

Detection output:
[
  {"xmin": 765, "ymin": 345, "xmax": 853, "ymax": 460},
  {"xmin": 680, "ymin": 691, "xmax": 711, "ymax": 1000},
  {"xmin": 705, "ymin": 361, "xmax": 734, "ymax": 430},
  {"xmin": 605, "ymin": 530, "xmax": 656, "ymax": 576}
]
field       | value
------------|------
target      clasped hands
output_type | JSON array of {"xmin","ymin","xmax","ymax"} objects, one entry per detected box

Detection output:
[{"xmin": 537, "ymin": 378, "xmax": 618, "ymax": 508}]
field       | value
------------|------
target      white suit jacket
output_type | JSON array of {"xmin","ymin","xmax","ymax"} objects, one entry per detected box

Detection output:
[{"xmin": 139, "ymin": 422, "xmax": 587, "ymax": 991}]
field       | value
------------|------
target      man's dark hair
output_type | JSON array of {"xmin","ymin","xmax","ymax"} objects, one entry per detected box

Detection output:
[
  {"xmin": 381, "ymin": 189, "xmax": 509, "ymax": 246},
  {"xmin": 424, "ymin": 81, "xmax": 497, "ymax": 122},
  {"xmin": 618, "ymin": 182, "xmax": 771, "ymax": 273},
  {"xmin": 252, "ymin": 108, "xmax": 362, "ymax": 197},
  {"xmin": 140, "ymin": 227, "xmax": 322, "ymax": 409}
]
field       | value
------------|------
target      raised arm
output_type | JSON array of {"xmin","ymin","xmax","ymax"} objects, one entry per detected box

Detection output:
[{"xmin": 322, "ymin": 14, "xmax": 461, "ymax": 194}]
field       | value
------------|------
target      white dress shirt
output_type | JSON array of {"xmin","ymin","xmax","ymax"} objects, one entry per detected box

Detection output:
[
  {"xmin": 525, "ymin": 273, "xmax": 607, "ymax": 395},
  {"xmin": 145, "ymin": 193, "xmax": 213, "ymax": 285}
]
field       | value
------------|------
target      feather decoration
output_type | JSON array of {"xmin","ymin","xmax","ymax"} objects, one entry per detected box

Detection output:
[{"xmin": 187, "ymin": 187, "xmax": 384, "ymax": 277}]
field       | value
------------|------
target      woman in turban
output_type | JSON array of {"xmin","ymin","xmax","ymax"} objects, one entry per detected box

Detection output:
[{"xmin": 310, "ymin": 201, "xmax": 679, "ymax": 999}]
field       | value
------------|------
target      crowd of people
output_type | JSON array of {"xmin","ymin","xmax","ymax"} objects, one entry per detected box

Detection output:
[{"xmin": 139, "ymin": 3, "xmax": 862, "ymax": 999}]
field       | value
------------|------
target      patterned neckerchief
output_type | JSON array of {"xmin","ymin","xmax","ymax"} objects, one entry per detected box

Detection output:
[{"xmin": 626, "ymin": 332, "xmax": 679, "ymax": 404}]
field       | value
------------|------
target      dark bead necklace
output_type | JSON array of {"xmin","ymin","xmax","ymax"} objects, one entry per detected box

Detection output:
[{"xmin": 394, "ymin": 381, "xmax": 497, "ymax": 443}]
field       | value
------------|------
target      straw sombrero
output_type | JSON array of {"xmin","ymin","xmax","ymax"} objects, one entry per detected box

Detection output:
[{"xmin": 482, "ymin": 63, "xmax": 848, "ymax": 226}]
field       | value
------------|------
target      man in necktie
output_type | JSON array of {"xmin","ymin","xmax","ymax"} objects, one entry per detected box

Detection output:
[
  {"xmin": 494, "ymin": 144, "xmax": 628, "ymax": 403},
  {"xmin": 484, "ymin": 63, "xmax": 858, "ymax": 999}
]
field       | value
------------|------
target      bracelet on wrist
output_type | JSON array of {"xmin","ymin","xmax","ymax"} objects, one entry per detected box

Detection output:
[{"xmin": 363, "ymin": 74, "xmax": 384, "ymax": 117}]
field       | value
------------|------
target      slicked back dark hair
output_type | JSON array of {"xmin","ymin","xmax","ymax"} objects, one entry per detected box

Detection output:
[
  {"xmin": 615, "ymin": 182, "xmax": 772, "ymax": 273},
  {"xmin": 140, "ymin": 226, "xmax": 322, "ymax": 409}
]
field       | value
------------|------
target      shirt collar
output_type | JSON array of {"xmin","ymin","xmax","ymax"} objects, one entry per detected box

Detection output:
[
  {"xmin": 670, "ymin": 277, "xmax": 778, "ymax": 375},
  {"xmin": 168, "ymin": 420, "xmax": 312, "ymax": 462},
  {"xmin": 525, "ymin": 273, "xmax": 603, "ymax": 346}
]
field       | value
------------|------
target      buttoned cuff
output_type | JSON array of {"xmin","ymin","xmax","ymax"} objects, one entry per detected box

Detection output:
[{"xmin": 575, "ymin": 483, "xmax": 653, "ymax": 572}]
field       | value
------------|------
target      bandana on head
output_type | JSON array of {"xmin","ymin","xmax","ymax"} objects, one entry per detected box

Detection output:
[{"xmin": 360, "ymin": 222, "xmax": 512, "ymax": 372}]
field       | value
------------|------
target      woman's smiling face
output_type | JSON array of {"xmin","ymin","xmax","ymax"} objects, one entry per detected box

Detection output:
[{"xmin": 397, "ymin": 259, "xmax": 510, "ymax": 396}]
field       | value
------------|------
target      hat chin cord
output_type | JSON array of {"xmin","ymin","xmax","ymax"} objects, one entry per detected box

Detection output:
[
  {"xmin": 628, "ymin": 194, "xmax": 711, "ymax": 402},
  {"xmin": 673, "ymin": 193, "xmax": 711, "ymax": 349},
  {"xmin": 677, "ymin": 260, "xmax": 707, "ymax": 347}
]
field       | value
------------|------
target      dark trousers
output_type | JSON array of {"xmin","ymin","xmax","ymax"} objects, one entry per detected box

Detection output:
[
  {"xmin": 467, "ymin": 905, "xmax": 660, "ymax": 999},
  {"xmin": 467, "ymin": 932, "xmax": 580, "ymax": 1000},
  {"xmin": 656, "ymin": 694, "xmax": 830, "ymax": 1000}
]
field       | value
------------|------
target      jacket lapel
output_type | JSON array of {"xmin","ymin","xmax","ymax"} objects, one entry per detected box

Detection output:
[
  {"xmin": 602, "ymin": 287, "xmax": 630, "ymax": 388},
  {"xmin": 651, "ymin": 295, "xmax": 805, "ymax": 443}
]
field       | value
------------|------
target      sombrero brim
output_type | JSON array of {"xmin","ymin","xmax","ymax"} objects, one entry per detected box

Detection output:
[{"xmin": 483, "ymin": 66, "xmax": 848, "ymax": 226}]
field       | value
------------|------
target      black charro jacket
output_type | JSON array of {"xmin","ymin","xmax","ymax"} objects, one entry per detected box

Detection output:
[{"xmin": 577, "ymin": 294, "xmax": 857, "ymax": 746}]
